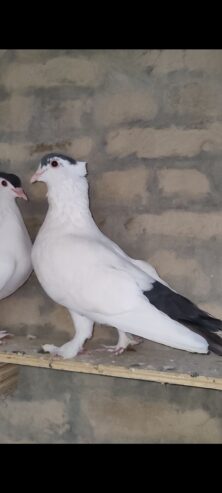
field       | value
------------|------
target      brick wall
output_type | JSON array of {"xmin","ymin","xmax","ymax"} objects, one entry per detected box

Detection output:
[
  {"xmin": 1, "ymin": 50, "xmax": 222, "ymax": 442},
  {"xmin": 1, "ymin": 49, "xmax": 222, "ymax": 333}
]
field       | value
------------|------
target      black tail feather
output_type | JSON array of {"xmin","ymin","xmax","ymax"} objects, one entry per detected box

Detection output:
[
  {"xmin": 208, "ymin": 342, "xmax": 222, "ymax": 356},
  {"xmin": 187, "ymin": 324, "xmax": 222, "ymax": 356},
  {"xmin": 144, "ymin": 281, "xmax": 222, "ymax": 355},
  {"xmin": 192, "ymin": 312, "xmax": 222, "ymax": 333}
]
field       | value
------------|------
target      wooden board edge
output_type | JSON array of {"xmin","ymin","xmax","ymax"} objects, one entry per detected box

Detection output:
[
  {"xmin": 0, "ymin": 364, "xmax": 18, "ymax": 384},
  {"xmin": 0, "ymin": 375, "xmax": 18, "ymax": 396},
  {"xmin": 0, "ymin": 351, "xmax": 222, "ymax": 391}
]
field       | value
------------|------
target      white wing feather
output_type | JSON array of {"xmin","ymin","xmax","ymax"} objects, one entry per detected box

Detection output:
[
  {"xmin": 0, "ymin": 257, "xmax": 16, "ymax": 296},
  {"xmin": 33, "ymin": 234, "xmax": 208, "ymax": 354}
]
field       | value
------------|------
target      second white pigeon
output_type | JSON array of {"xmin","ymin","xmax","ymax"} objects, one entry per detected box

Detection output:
[{"xmin": 0, "ymin": 171, "xmax": 32, "ymax": 341}]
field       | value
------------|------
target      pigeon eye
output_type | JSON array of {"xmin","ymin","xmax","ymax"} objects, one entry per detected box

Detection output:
[
  {"xmin": 51, "ymin": 160, "xmax": 59, "ymax": 168},
  {"xmin": 1, "ymin": 180, "xmax": 7, "ymax": 187}
]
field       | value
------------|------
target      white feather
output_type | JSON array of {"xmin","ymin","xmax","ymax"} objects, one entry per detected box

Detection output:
[
  {"xmin": 31, "ymin": 159, "xmax": 208, "ymax": 358},
  {"xmin": 0, "ymin": 191, "xmax": 32, "ymax": 300}
]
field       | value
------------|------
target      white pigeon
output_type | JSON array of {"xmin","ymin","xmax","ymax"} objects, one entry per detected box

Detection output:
[
  {"xmin": 0, "ymin": 171, "xmax": 32, "ymax": 341},
  {"xmin": 30, "ymin": 154, "xmax": 222, "ymax": 359}
]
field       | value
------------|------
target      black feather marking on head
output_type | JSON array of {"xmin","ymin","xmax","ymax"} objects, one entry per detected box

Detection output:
[
  {"xmin": 40, "ymin": 153, "xmax": 77, "ymax": 168},
  {"xmin": 144, "ymin": 281, "xmax": 222, "ymax": 333},
  {"xmin": 0, "ymin": 171, "xmax": 21, "ymax": 188}
]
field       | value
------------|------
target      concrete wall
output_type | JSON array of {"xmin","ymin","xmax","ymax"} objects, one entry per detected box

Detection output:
[
  {"xmin": 0, "ymin": 49, "xmax": 222, "ymax": 442},
  {"xmin": 1, "ymin": 368, "xmax": 222, "ymax": 443}
]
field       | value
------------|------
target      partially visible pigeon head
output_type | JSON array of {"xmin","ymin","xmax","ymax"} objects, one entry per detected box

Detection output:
[
  {"xmin": 30, "ymin": 154, "xmax": 87, "ymax": 185},
  {"xmin": 0, "ymin": 172, "xmax": 28, "ymax": 201}
]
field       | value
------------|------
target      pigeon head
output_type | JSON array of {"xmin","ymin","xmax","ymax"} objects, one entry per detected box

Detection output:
[
  {"xmin": 0, "ymin": 172, "xmax": 28, "ymax": 201},
  {"xmin": 30, "ymin": 154, "xmax": 87, "ymax": 185}
]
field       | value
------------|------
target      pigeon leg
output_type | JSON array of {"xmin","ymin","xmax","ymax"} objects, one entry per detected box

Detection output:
[
  {"xmin": 42, "ymin": 313, "xmax": 94, "ymax": 359},
  {"xmin": 100, "ymin": 331, "xmax": 143, "ymax": 355},
  {"xmin": 0, "ymin": 330, "xmax": 13, "ymax": 344}
]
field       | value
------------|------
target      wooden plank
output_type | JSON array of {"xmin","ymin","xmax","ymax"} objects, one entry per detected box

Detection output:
[
  {"xmin": 0, "ymin": 364, "xmax": 18, "ymax": 383},
  {"xmin": 0, "ymin": 350, "xmax": 222, "ymax": 390},
  {"xmin": 0, "ymin": 364, "xmax": 19, "ymax": 395},
  {"xmin": 0, "ymin": 331, "xmax": 222, "ymax": 391},
  {"xmin": 0, "ymin": 375, "xmax": 18, "ymax": 395}
]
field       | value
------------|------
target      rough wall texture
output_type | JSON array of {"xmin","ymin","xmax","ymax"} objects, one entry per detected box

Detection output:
[
  {"xmin": 0, "ymin": 49, "xmax": 222, "ymax": 442},
  {"xmin": 1, "ymin": 367, "xmax": 222, "ymax": 443}
]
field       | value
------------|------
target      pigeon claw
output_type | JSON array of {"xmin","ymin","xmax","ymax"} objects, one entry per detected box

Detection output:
[
  {"xmin": 101, "ymin": 344, "xmax": 125, "ymax": 355},
  {"xmin": 42, "ymin": 344, "xmax": 60, "ymax": 356}
]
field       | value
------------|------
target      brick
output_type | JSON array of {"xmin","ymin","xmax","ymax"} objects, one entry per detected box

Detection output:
[
  {"xmin": 66, "ymin": 136, "xmax": 93, "ymax": 159},
  {"xmin": 93, "ymin": 167, "xmax": 150, "ymax": 206},
  {"xmin": 0, "ymin": 295, "xmax": 40, "ymax": 326},
  {"xmin": 15, "ymin": 50, "xmax": 66, "ymax": 62},
  {"xmin": 0, "ymin": 136, "xmax": 93, "ymax": 172},
  {"xmin": 163, "ymin": 80, "xmax": 222, "ymax": 120},
  {"xmin": 126, "ymin": 50, "xmax": 184, "ymax": 73},
  {"xmin": 106, "ymin": 123, "xmax": 222, "ymax": 158},
  {"xmin": 0, "ymin": 142, "xmax": 30, "ymax": 162},
  {"xmin": 132, "ymin": 50, "xmax": 161, "ymax": 69},
  {"xmin": 0, "ymin": 86, "xmax": 9, "ymax": 101},
  {"xmin": 0, "ymin": 287, "xmax": 73, "ymax": 335},
  {"xmin": 0, "ymin": 95, "xmax": 34, "ymax": 132},
  {"xmin": 152, "ymin": 50, "xmax": 185, "ymax": 74},
  {"xmin": 138, "ymin": 50, "xmax": 222, "ymax": 75},
  {"xmin": 125, "ymin": 211, "xmax": 222, "ymax": 240},
  {"xmin": 149, "ymin": 250, "xmax": 211, "ymax": 298},
  {"xmin": 29, "ymin": 181, "xmax": 47, "ymax": 201},
  {"xmin": 0, "ymin": 50, "xmax": 7, "ymax": 58},
  {"xmin": 59, "ymin": 98, "xmax": 92, "ymax": 128},
  {"xmin": 157, "ymin": 169, "xmax": 210, "ymax": 197},
  {"xmin": 28, "ymin": 136, "xmax": 93, "ymax": 162},
  {"xmin": 2, "ymin": 57, "xmax": 105, "ymax": 90},
  {"xmin": 93, "ymin": 90, "xmax": 157, "ymax": 126},
  {"xmin": 185, "ymin": 50, "xmax": 222, "ymax": 74}
]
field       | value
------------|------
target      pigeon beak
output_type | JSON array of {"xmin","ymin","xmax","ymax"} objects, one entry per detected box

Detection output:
[
  {"xmin": 30, "ymin": 170, "xmax": 45, "ymax": 183},
  {"xmin": 13, "ymin": 187, "xmax": 28, "ymax": 201}
]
